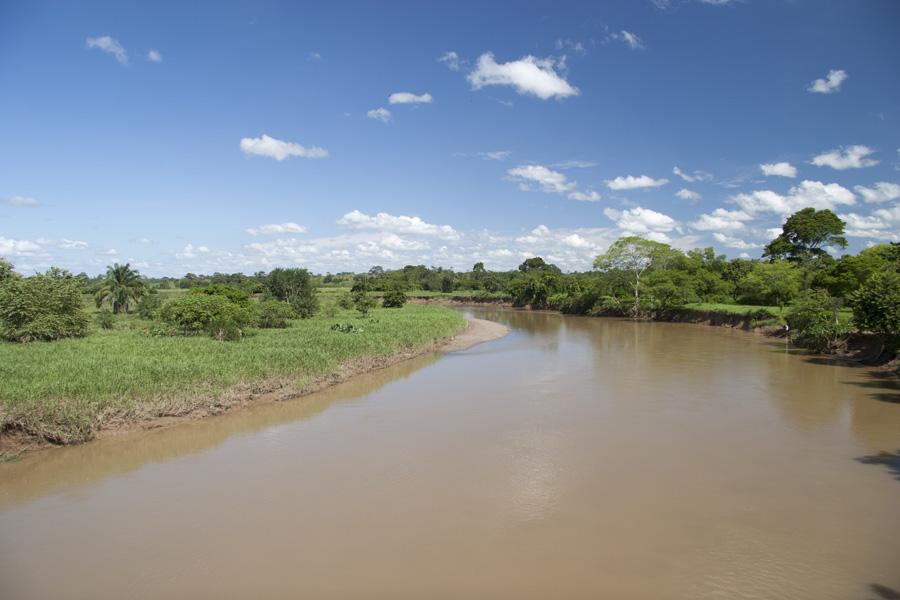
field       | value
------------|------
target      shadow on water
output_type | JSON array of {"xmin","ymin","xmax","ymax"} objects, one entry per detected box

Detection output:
[
  {"xmin": 842, "ymin": 371, "xmax": 900, "ymax": 404},
  {"xmin": 869, "ymin": 584, "xmax": 900, "ymax": 600},
  {"xmin": 856, "ymin": 450, "xmax": 900, "ymax": 482}
]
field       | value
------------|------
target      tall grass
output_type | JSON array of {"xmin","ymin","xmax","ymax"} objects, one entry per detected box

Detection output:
[{"xmin": 0, "ymin": 304, "xmax": 465, "ymax": 444}]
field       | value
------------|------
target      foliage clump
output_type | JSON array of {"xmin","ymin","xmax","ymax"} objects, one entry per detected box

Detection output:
[
  {"xmin": 0, "ymin": 268, "xmax": 90, "ymax": 342},
  {"xmin": 160, "ymin": 293, "xmax": 255, "ymax": 341},
  {"xmin": 850, "ymin": 271, "xmax": 900, "ymax": 339},
  {"xmin": 785, "ymin": 289, "xmax": 850, "ymax": 351},
  {"xmin": 95, "ymin": 309, "xmax": 116, "ymax": 330},
  {"xmin": 266, "ymin": 268, "xmax": 319, "ymax": 318},
  {"xmin": 382, "ymin": 282, "xmax": 408, "ymax": 308},
  {"xmin": 95, "ymin": 263, "xmax": 147, "ymax": 314},
  {"xmin": 256, "ymin": 300, "xmax": 296, "ymax": 328}
]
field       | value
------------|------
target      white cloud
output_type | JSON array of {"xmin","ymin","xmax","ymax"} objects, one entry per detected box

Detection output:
[
  {"xmin": 555, "ymin": 39, "xmax": 587, "ymax": 55},
  {"xmin": 438, "ymin": 51, "xmax": 461, "ymax": 71},
  {"xmin": 0, "ymin": 237, "xmax": 42, "ymax": 256},
  {"xmin": 553, "ymin": 160, "xmax": 596, "ymax": 169},
  {"xmin": 337, "ymin": 210, "xmax": 460, "ymax": 240},
  {"xmin": 367, "ymin": 107, "xmax": 392, "ymax": 123},
  {"xmin": 178, "ymin": 243, "xmax": 211, "ymax": 259},
  {"xmin": 86, "ymin": 35, "xmax": 128, "ymax": 65},
  {"xmin": 388, "ymin": 92, "xmax": 433, "ymax": 105},
  {"xmin": 613, "ymin": 30, "xmax": 645, "ymax": 50},
  {"xmin": 467, "ymin": 52, "xmax": 578, "ymax": 100},
  {"xmin": 507, "ymin": 164, "xmax": 598, "ymax": 200},
  {"xmin": 3, "ymin": 195, "xmax": 40, "ymax": 206},
  {"xmin": 854, "ymin": 182, "xmax": 900, "ymax": 204},
  {"xmin": 839, "ymin": 206, "xmax": 900, "ymax": 241},
  {"xmin": 807, "ymin": 69, "xmax": 847, "ymax": 94},
  {"xmin": 568, "ymin": 190, "xmax": 601, "ymax": 202},
  {"xmin": 760, "ymin": 162, "xmax": 797, "ymax": 178},
  {"xmin": 481, "ymin": 151, "xmax": 511, "ymax": 161},
  {"xmin": 604, "ymin": 206, "xmax": 677, "ymax": 234},
  {"xmin": 59, "ymin": 239, "xmax": 88, "ymax": 250},
  {"xmin": 691, "ymin": 208, "xmax": 752, "ymax": 231},
  {"xmin": 712, "ymin": 233, "xmax": 760, "ymax": 250},
  {"xmin": 308, "ymin": 51, "xmax": 321, "ymax": 61},
  {"xmin": 606, "ymin": 175, "xmax": 669, "ymax": 190},
  {"xmin": 239, "ymin": 134, "xmax": 328, "ymax": 160},
  {"xmin": 246, "ymin": 222, "xmax": 308, "ymax": 236},
  {"xmin": 676, "ymin": 189, "xmax": 701, "ymax": 202},
  {"xmin": 106, "ymin": 248, "xmax": 118, "ymax": 256},
  {"xmin": 812, "ymin": 145, "xmax": 878, "ymax": 170},
  {"xmin": 672, "ymin": 166, "xmax": 712, "ymax": 182},
  {"xmin": 733, "ymin": 180, "xmax": 856, "ymax": 215},
  {"xmin": 147, "ymin": 49, "xmax": 162, "ymax": 62}
]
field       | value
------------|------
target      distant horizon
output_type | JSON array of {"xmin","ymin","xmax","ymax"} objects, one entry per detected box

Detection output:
[{"xmin": 2, "ymin": 0, "xmax": 899, "ymax": 277}]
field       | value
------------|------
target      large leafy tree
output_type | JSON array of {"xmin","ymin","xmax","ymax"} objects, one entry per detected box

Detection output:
[
  {"xmin": 763, "ymin": 208, "xmax": 847, "ymax": 262},
  {"xmin": 95, "ymin": 263, "xmax": 147, "ymax": 314},
  {"xmin": 593, "ymin": 236, "xmax": 680, "ymax": 316},
  {"xmin": 0, "ymin": 257, "xmax": 17, "ymax": 284}
]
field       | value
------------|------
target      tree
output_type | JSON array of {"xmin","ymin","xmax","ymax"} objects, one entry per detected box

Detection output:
[
  {"xmin": 382, "ymin": 281, "xmax": 408, "ymax": 308},
  {"xmin": 0, "ymin": 257, "xmax": 17, "ymax": 284},
  {"xmin": 850, "ymin": 271, "xmax": 900, "ymax": 338},
  {"xmin": 266, "ymin": 268, "xmax": 319, "ymax": 318},
  {"xmin": 593, "ymin": 237, "xmax": 679, "ymax": 316},
  {"xmin": 735, "ymin": 260, "xmax": 802, "ymax": 308},
  {"xmin": 95, "ymin": 263, "xmax": 147, "ymax": 314},
  {"xmin": 0, "ymin": 268, "xmax": 90, "ymax": 342},
  {"xmin": 518, "ymin": 257, "xmax": 560, "ymax": 273},
  {"xmin": 763, "ymin": 208, "xmax": 847, "ymax": 262}
]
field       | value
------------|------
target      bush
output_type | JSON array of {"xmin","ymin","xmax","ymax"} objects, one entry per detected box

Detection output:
[
  {"xmin": 851, "ymin": 271, "xmax": 900, "ymax": 338},
  {"xmin": 266, "ymin": 268, "xmax": 318, "ymax": 318},
  {"xmin": 785, "ymin": 289, "xmax": 850, "ymax": 351},
  {"xmin": 382, "ymin": 284, "xmax": 408, "ymax": 308},
  {"xmin": 0, "ymin": 269, "xmax": 90, "ymax": 342},
  {"xmin": 336, "ymin": 291, "xmax": 355, "ymax": 310},
  {"xmin": 256, "ymin": 300, "xmax": 296, "ymax": 328},
  {"xmin": 136, "ymin": 294, "xmax": 163, "ymax": 320},
  {"xmin": 188, "ymin": 284, "xmax": 250, "ymax": 305},
  {"xmin": 95, "ymin": 309, "xmax": 115, "ymax": 330},
  {"xmin": 352, "ymin": 289, "xmax": 377, "ymax": 316},
  {"xmin": 160, "ymin": 294, "xmax": 255, "ymax": 340}
]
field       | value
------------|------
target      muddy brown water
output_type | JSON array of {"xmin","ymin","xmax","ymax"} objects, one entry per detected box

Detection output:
[{"xmin": 1, "ymin": 309, "xmax": 899, "ymax": 599}]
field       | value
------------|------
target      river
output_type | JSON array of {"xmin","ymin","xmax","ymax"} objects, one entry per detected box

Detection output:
[{"xmin": 1, "ymin": 309, "xmax": 899, "ymax": 599}]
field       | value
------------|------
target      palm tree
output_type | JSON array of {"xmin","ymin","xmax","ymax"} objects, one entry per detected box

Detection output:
[{"xmin": 95, "ymin": 263, "xmax": 147, "ymax": 314}]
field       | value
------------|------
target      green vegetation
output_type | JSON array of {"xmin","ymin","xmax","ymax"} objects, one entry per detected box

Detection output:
[
  {"xmin": 94, "ymin": 263, "xmax": 147, "ymax": 314},
  {"xmin": 0, "ymin": 268, "xmax": 90, "ymax": 342},
  {"xmin": 0, "ymin": 303, "xmax": 465, "ymax": 444}
]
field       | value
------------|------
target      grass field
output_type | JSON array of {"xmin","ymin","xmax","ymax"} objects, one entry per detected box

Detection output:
[{"xmin": 0, "ymin": 303, "xmax": 465, "ymax": 445}]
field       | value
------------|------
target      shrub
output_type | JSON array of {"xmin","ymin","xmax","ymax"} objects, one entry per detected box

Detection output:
[
  {"xmin": 188, "ymin": 284, "xmax": 250, "ymax": 305},
  {"xmin": 257, "ymin": 300, "xmax": 296, "ymax": 328},
  {"xmin": 136, "ymin": 294, "xmax": 163, "ymax": 320},
  {"xmin": 95, "ymin": 309, "xmax": 115, "ymax": 330},
  {"xmin": 352, "ymin": 289, "xmax": 377, "ymax": 316},
  {"xmin": 266, "ymin": 268, "xmax": 319, "ymax": 318},
  {"xmin": 160, "ymin": 294, "xmax": 255, "ymax": 340},
  {"xmin": 850, "ymin": 271, "xmax": 900, "ymax": 338},
  {"xmin": 0, "ymin": 269, "xmax": 90, "ymax": 342},
  {"xmin": 336, "ymin": 291, "xmax": 355, "ymax": 310},
  {"xmin": 382, "ymin": 284, "xmax": 408, "ymax": 308},
  {"xmin": 785, "ymin": 289, "xmax": 851, "ymax": 351},
  {"xmin": 0, "ymin": 258, "xmax": 17, "ymax": 284}
]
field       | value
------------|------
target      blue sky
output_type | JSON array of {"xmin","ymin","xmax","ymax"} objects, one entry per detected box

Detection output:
[{"xmin": 1, "ymin": 0, "xmax": 899, "ymax": 276}]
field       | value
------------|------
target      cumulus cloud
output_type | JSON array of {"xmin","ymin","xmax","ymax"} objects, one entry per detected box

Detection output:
[
  {"xmin": 733, "ymin": 180, "xmax": 856, "ymax": 215},
  {"xmin": 839, "ymin": 205, "xmax": 900, "ymax": 241},
  {"xmin": 604, "ymin": 206, "xmax": 677, "ymax": 236},
  {"xmin": 672, "ymin": 166, "xmax": 712, "ymax": 182},
  {"xmin": 178, "ymin": 243, "xmax": 211, "ymax": 259},
  {"xmin": 147, "ymin": 49, "xmax": 162, "ymax": 62},
  {"xmin": 812, "ymin": 145, "xmax": 878, "ymax": 170},
  {"xmin": 760, "ymin": 162, "xmax": 797, "ymax": 178},
  {"xmin": 467, "ymin": 52, "xmax": 578, "ymax": 100},
  {"xmin": 712, "ymin": 233, "xmax": 760, "ymax": 250},
  {"xmin": 337, "ymin": 210, "xmax": 460, "ymax": 240},
  {"xmin": 854, "ymin": 182, "xmax": 900, "ymax": 204},
  {"xmin": 690, "ymin": 208, "xmax": 752, "ymax": 231},
  {"xmin": 86, "ymin": 35, "xmax": 128, "ymax": 65},
  {"xmin": 438, "ymin": 51, "xmax": 461, "ymax": 71},
  {"xmin": 606, "ymin": 175, "xmax": 668, "ymax": 190},
  {"xmin": 3, "ymin": 195, "xmax": 41, "ymax": 206},
  {"xmin": 612, "ymin": 30, "xmax": 645, "ymax": 50},
  {"xmin": 388, "ymin": 92, "xmax": 433, "ymax": 104},
  {"xmin": 507, "ymin": 164, "xmax": 599, "ymax": 201},
  {"xmin": 246, "ymin": 222, "xmax": 307, "ymax": 236},
  {"xmin": 676, "ymin": 189, "xmax": 701, "ymax": 202},
  {"xmin": 367, "ymin": 107, "xmax": 392, "ymax": 123},
  {"xmin": 0, "ymin": 237, "xmax": 42, "ymax": 256},
  {"xmin": 807, "ymin": 69, "xmax": 847, "ymax": 94},
  {"xmin": 239, "ymin": 134, "xmax": 328, "ymax": 160},
  {"xmin": 58, "ymin": 239, "xmax": 88, "ymax": 250}
]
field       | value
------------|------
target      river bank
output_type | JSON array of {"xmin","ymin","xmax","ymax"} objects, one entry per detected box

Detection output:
[{"xmin": 0, "ymin": 307, "xmax": 507, "ymax": 458}]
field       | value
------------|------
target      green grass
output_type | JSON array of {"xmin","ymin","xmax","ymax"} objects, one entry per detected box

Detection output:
[{"xmin": 0, "ymin": 304, "xmax": 465, "ymax": 444}]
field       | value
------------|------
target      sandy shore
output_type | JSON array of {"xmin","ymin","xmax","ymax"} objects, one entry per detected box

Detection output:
[{"xmin": 1, "ymin": 317, "xmax": 509, "ymax": 457}]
